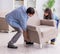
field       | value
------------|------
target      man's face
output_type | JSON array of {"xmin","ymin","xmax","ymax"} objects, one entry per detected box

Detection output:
[{"xmin": 28, "ymin": 13, "xmax": 34, "ymax": 17}]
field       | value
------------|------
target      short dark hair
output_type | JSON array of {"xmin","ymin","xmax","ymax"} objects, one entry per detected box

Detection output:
[{"xmin": 26, "ymin": 7, "xmax": 35, "ymax": 14}]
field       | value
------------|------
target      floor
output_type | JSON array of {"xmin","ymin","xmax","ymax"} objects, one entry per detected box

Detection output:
[{"xmin": 0, "ymin": 27, "xmax": 60, "ymax": 54}]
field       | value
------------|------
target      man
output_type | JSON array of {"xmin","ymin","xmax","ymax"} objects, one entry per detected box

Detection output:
[{"xmin": 5, "ymin": 6, "xmax": 35, "ymax": 49}]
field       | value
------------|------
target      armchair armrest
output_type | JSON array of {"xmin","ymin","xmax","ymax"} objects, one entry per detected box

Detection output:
[
  {"xmin": 40, "ymin": 19, "xmax": 56, "ymax": 27},
  {"xmin": 27, "ymin": 25, "xmax": 37, "ymax": 31}
]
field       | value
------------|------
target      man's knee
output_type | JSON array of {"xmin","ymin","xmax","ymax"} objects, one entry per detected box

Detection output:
[{"xmin": 12, "ymin": 27, "xmax": 22, "ymax": 33}]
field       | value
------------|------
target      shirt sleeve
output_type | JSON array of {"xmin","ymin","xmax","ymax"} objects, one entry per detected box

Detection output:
[{"xmin": 16, "ymin": 6, "xmax": 28, "ymax": 31}]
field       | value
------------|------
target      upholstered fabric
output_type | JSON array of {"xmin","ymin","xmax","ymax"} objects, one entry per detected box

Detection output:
[
  {"xmin": 40, "ymin": 19, "xmax": 56, "ymax": 27},
  {"xmin": 27, "ymin": 13, "xmax": 58, "ymax": 48},
  {"xmin": 39, "ymin": 25, "xmax": 58, "ymax": 43},
  {"xmin": 27, "ymin": 19, "xmax": 58, "ymax": 44}
]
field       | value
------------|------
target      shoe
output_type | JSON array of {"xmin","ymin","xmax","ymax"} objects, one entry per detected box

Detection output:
[
  {"xmin": 50, "ymin": 42, "xmax": 55, "ymax": 45},
  {"xmin": 24, "ymin": 40, "xmax": 34, "ymax": 45},
  {"xmin": 26, "ymin": 42, "xmax": 34, "ymax": 45},
  {"xmin": 7, "ymin": 44, "xmax": 18, "ymax": 49}
]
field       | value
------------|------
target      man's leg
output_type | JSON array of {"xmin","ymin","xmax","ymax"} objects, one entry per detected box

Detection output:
[{"xmin": 8, "ymin": 27, "xmax": 22, "ymax": 49}]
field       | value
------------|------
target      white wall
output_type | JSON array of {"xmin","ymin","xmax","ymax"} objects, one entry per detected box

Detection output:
[
  {"xmin": 0, "ymin": 0, "xmax": 60, "ymax": 18},
  {"xmin": 0, "ymin": 0, "xmax": 14, "ymax": 17},
  {"xmin": 24, "ymin": 0, "xmax": 27, "ymax": 7},
  {"xmin": 54, "ymin": 0, "xmax": 60, "ymax": 18},
  {"xmin": 36, "ymin": 0, "xmax": 60, "ymax": 19},
  {"xmin": 36, "ymin": 0, "xmax": 47, "ymax": 18},
  {"xmin": 24, "ymin": 0, "xmax": 48, "ymax": 19}
]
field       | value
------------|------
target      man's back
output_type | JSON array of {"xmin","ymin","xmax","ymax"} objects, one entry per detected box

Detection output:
[{"xmin": 5, "ymin": 6, "xmax": 28, "ymax": 30}]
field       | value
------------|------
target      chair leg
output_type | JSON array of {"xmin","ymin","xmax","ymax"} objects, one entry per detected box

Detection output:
[{"xmin": 39, "ymin": 43, "xmax": 43, "ymax": 48}]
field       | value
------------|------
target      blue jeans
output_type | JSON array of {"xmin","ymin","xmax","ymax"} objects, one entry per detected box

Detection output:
[{"xmin": 51, "ymin": 20, "xmax": 59, "ymax": 42}]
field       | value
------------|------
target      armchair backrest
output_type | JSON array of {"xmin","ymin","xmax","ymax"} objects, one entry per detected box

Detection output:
[{"xmin": 27, "ymin": 11, "xmax": 40, "ymax": 26}]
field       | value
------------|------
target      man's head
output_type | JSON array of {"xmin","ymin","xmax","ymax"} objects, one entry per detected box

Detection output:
[{"xmin": 26, "ymin": 7, "xmax": 35, "ymax": 17}]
